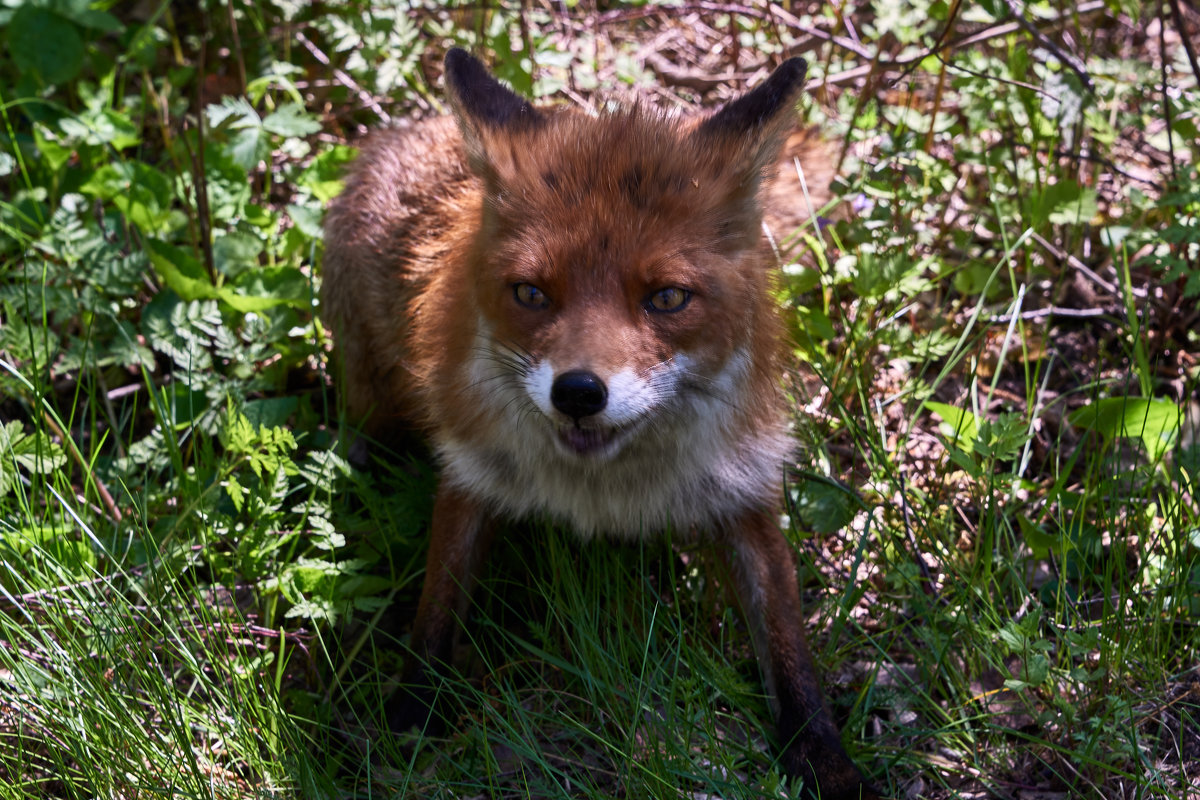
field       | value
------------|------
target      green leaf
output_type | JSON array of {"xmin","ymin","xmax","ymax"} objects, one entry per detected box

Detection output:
[
  {"xmin": 290, "ymin": 566, "xmax": 330, "ymax": 594},
  {"xmin": 1018, "ymin": 515, "xmax": 1058, "ymax": 559},
  {"xmin": 212, "ymin": 232, "xmax": 263, "ymax": 278},
  {"xmin": 261, "ymin": 103, "xmax": 322, "ymax": 137},
  {"xmin": 285, "ymin": 597, "xmax": 336, "ymax": 621},
  {"xmin": 145, "ymin": 239, "xmax": 217, "ymax": 301},
  {"xmin": 781, "ymin": 262, "xmax": 821, "ymax": 294},
  {"xmin": 1029, "ymin": 180, "xmax": 1099, "ymax": 226},
  {"xmin": 793, "ymin": 305, "xmax": 835, "ymax": 346},
  {"xmin": 1021, "ymin": 653, "xmax": 1049, "ymax": 686},
  {"xmin": 0, "ymin": 421, "xmax": 67, "ymax": 497},
  {"xmin": 224, "ymin": 472, "xmax": 247, "ymax": 512},
  {"xmin": 221, "ymin": 405, "xmax": 298, "ymax": 479},
  {"xmin": 794, "ymin": 478, "xmax": 856, "ymax": 534},
  {"xmin": 337, "ymin": 574, "xmax": 394, "ymax": 598},
  {"xmin": 972, "ymin": 413, "xmax": 1027, "ymax": 461},
  {"xmin": 227, "ymin": 265, "xmax": 310, "ymax": 310},
  {"xmin": 925, "ymin": 401, "xmax": 982, "ymax": 449},
  {"xmin": 2, "ymin": 526, "xmax": 96, "ymax": 579},
  {"xmin": 58, "ymin": 107, "xmax": 141, "ymax": 150},
  {"xmin": 215, "ymin": 266, "xmax": 308, "ymax": 312},
  {"xmin": 285, "ymin": 203, "xmax": 323, "ymax": 240},
  {"xmin": 996, "ymin": 622, "xmax": 1028, "ymax": 650},
  {"xmin": 8, "ymin": 7, "xmax": 84, "ymax": 85},
  {"xmin": 66, "ymin": 9, "xmax": 122, "ymax": 33},
  {"xmin": 207, "ymin": 97, "xmax": 265, "ymax": 170},
  {"xmin": 298, "ymin": 145, "xmax": 357, "ymax": 203},
  {"xmin": 207, "ymin": 96, "xmax": 259, "ymax": 129},
  {"xmin": 1047, "ymin": 187, "xmax": 1098, "ymax": 225},
  {"xmin": 945, "ymin": 444, "xmax": 982, "ymax": 478},
  {"xmin": 80, "ymin": 162, "xmax": 173, "ymax": 232},
  {"xmin": 1068, "ymin": 397, "xmax": 1181, "ymax": 460},
  {"xmin": 228, "ymin": 127, "xmax": 264, "ymax": 172},
  {"xmin": 243, "ymin": 397, "xmax": 299, "ymax": 430},
  {"xmin": 1178, "ymin": 444, "xmax": 1200, "ymax": 488},
  {"xmin": 33, "ymin": 126, "xmax": 72, "ymax": 172},
  {"xmin": 161, "ymin": 383, "xmax": 210, "ymax": 429}
]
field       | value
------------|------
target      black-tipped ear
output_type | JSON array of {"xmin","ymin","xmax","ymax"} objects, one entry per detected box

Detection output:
[
  {"xmin": 692, "ymin": 59, "xmax": 810, "ymax": 250},
  {"xmin": 699, "ymin": 57, "xmax": 808, "ymax": 137},
  {"xmin": 444, "ymin": 47, "xmax": 541, "ymax": 130}
]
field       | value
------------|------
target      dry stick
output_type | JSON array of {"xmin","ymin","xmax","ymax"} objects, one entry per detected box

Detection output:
[
  {"xmin": 1030, "ymin": 231, "xmax": 1148, "ymax": 299},
  {"xmin": 518, "ymin": 0, "xmax": 535, "ymax": 75},
  {"xmin": 667, "ymin": 0, "xmax": 1107, "ymax": 100},
  {"xmin": 588, "ymin": 0, "xmax": 1105, "ymax": 98},
  {"xmin": 930, "ymin": 52, "xmax": 1064, "ymax": 99},
  {"xmin": 922, "ymin": 0, "xmax": 964, "ymax": 68},
  {"xmin": 729, "ymin": 5, "xmax": 741, "ymax": 68},
  {"xmin": 946, "ymin": 1, "xmax": 1104, "ymax": 52},
  {"xmin": 92, "ymin": 370, "xmax": 127, "ymax": 461},
  {"xmin": 816, "ymin": 0, "xmax": 843, "ymax": 100},
  {"xmin": 588, "ymin": 0, "xmax": 1107, "ymax": 77},
  {"xmin": 921, "ymin": 0, "xmax": 961, "ymax": 153},
  {"xmin": 988, "ymin": 306, "xmax": 1108, "ymax": 322},
  {"xmin": 835, "ymin": 50, "xmax": 883, "ymax": 175},
  {"xmin": 1049, "ymin": 145, "xmax": 1162, "ymax": 189},
  {"xmin": 191, "ymin": 18, "xmax": 215, "ymax": 281},
  {"xmin": 644, "ymin": 51, "xmax": 740, "ymax": 91},
  {"xmin": 762, "ymin": 2, "xmax": 875, "ymax": 60},
  {"xmin": 294, "ymin": 30, "xmax": 391, "ymax": 124},
  {"xmin": 1158, "ymin": 0, "xmax": 1178, "ymax": 184},
  {"xmin": 998, "ymin": 0, "xmax": 1094, "ymax": 93},
  {"xmin": 1168, "ymin": 0, "xmax": 1200, "ymax": 91},
  {"xmin": 225, "ymin": 0, "xmax": 248, "ymax": 97},
  {"xmin": 39, "ymin": 411, "xmax": 123, "ymax": 523},
  {"xmin": 925, "ymin": 59, "xmax": 949, "ymax": 154},
  {"xmin": 774, "ymin": 0, "xmax": 1105, "ymax": 81}
]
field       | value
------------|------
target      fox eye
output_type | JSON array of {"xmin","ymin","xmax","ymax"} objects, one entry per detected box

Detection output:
[
  {"xmin": 513, "ymin": 282, "xmax": 550, "ymax": 309},
  {"xmin": 646, "ymin": 287, "xmax": 691, "ymax": 313}
]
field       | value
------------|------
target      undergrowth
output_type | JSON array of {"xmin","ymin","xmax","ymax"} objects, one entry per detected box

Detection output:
[{"xmin": 2, "ymin": 1, "xmax": 1198, "ymax": 798}]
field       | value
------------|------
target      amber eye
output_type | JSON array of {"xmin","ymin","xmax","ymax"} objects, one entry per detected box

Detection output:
[
  {"xmin": 513, "ymin": 282, "xmax": 550, "ymax": 309},
  {"xmin": 646, "ymin": 287, "xmax": 691, "ymax": 313}
]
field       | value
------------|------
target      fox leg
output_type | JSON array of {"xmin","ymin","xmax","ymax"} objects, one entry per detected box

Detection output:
[
  {"xmin": 726, "ymin": 509, "xmax": 879, "ymax": 800},
  {"xmin": 387, "ymin": 484, "xmax": 494, "ymax": 735}
]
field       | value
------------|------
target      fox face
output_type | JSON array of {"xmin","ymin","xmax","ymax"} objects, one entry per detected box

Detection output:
[
  {"xmin": 433, "ymin": 58, "xmax": 803, "ymax": 537},
  {"xmin": 472, "ymin": 129, "xmax": 759, "ymax": 466},
  {"xmin": 321, "ymin": 49, "xmax": 879, "ymax": 800},
  {"xmin": 447, "ymin": 325, "xmax": 791, "ymax": 537}
]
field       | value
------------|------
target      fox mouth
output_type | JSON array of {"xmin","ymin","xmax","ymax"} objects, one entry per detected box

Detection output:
[{"xmin": 556, "ymin": 424, "xmax": 624, "ymax": 458}]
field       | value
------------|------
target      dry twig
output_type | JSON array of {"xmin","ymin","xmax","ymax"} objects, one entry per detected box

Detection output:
[{"xmin": 296, "ymin": 29, "xmax": 392, "ymax": 125}]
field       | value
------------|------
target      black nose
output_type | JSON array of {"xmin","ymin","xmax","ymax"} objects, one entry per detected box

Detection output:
[{"xmin": 550, "ymin": 370, "xmax": 608, "ymax": 420}]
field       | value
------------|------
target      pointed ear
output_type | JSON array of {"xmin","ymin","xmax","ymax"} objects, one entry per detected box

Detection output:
[
  {"xmin": 696, "ymin": 58, "xmax": 808, "ymax": 184},
  {"xmin": 698, "ymin": 57, "xmax": 808, "ymax": 141},
  {"xmin": 693, "ymin": 58, "xmax": 809, "ymax": 247},
  {"xmin": 444, "ymin": 48, "xmax": 543, "ymax": 181}
]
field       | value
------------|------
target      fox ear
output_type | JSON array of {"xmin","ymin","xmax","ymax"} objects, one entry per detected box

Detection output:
[
  {"xmin": 444, "ymin": 48, "xmax": 541, "ymax": 129},
  {"xmin": 694, "ymin": 58, "xmax": 808, "ymax": 244},
  {"xmin": 444, "ymin": 48, "xmax": 542, "ymax": 181},
  {"xmin": 698, "ymin": 57, "xmax": 808, "ymax": 141}
]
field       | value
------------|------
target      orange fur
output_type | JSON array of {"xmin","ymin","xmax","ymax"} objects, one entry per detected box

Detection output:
[{"xmin": 322, "ymin": 50, "xmax": 879, "ymax": 800}]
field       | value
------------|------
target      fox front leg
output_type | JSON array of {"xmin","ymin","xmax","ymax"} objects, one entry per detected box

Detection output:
[
  {"xmin": 727, "ymin": 509, "xmax": 881, "ymax": 800},
  {"xmin": 387, "ymin": 484, "xmax": 494, "ymax": 736}
]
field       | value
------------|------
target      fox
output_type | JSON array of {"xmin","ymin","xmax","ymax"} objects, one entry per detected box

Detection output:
[{"xmin": 321, "ymin": 48, "xmax": 879, "ymax": 800}]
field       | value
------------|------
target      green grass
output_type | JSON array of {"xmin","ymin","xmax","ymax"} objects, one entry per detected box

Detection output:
[{"xmin": 3, "ymin": 1, "xmax": 1200, "ymax": 798}]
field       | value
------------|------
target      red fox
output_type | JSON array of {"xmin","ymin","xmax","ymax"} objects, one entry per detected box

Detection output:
[{"xmin": 322, "ymin": 48, "xmax": 878, "ymax": 799}]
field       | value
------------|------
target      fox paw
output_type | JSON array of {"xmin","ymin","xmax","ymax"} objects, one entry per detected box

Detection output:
[
  {"xmin": 781, "ymin": 744, "xmax": 883, "ymax": 800},
  {"xmin": 384, "ymin": 681, "xmax": 447, "ymax": 738}
]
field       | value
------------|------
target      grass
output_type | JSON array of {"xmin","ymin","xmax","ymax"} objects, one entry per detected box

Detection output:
[{"xmin": 3, "ymin": 1, "xmax": 1200, "ymax": 798}]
